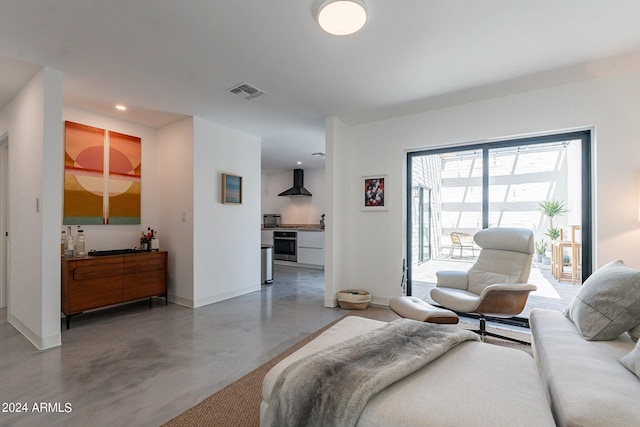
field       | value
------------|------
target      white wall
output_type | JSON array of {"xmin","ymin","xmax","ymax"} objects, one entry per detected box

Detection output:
[
  {"xmin": 192, "ymin": 117, "xmax": 261, "ymax": 307},
  {"xmin": 0, "ymin": 68, "xmax": 63, "ymax": 349},
  {"xmin": 325, "ymin": 117, "xmax": 352, "ymax": 307},
  {"xmin": 62, "ymin": 106, "xmax": 160, "ymax": 250},
  {"xmin": 157, "ymin": 117, "xmax": 195, "ymax": 305},
  {"xmin": 0, "ymin": 138, "xmax": 7, "ymax": 308},
  {"xmin": 262, "ymin": 168, "xmax": 325, "ymax": 225},
  {"xmin": 261, "ymin": 172, "xmax": 269, "ymax": 214},
  {"xmin": 327, "ymin": 69, "xmax": 640, "ymax": 306}
]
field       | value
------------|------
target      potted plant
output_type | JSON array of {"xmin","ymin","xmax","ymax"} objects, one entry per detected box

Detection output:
[
  {"xmin": 535, "ymin": 240, "xmax": 547, "ymax": 262},
  {"xmin": 539, "ymin": 199, "xmax": 567, "ymax": 230},
  {"xmin": 545, "ymin": 227, "xmax": 561, "ymax": 241}
]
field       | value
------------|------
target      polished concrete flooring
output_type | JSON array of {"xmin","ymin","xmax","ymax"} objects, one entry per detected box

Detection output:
[{"xmin": 0, "ymin": 266, "xmax": 347, "ymax": 427}]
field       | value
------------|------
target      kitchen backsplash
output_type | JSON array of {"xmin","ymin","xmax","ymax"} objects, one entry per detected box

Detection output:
[{"xmin": 262, "ymin": 169, "xmax": 325, "ymax": 225}]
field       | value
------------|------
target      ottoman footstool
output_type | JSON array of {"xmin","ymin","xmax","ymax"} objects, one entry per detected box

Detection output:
[{"xmin": 389, "ymin": 296, "xmax": 459, "ymax": 324}]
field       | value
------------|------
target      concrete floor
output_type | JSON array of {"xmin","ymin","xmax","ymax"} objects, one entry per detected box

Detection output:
[
  {"xmin": 0, "ymin": 265, "xmax": 346, "ymax": 427},
  {"xmin": 1, "ymin": 261, "xmax": 573, "ymax": 426}
]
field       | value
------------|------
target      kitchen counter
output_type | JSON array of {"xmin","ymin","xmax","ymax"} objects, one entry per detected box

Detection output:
[
  {"xmin": 261, "ymin": 227, "xmax": 325, "ymax": 269},
  {"xmin": 262, "ymin": 225, "xmax": 324, "ymax": 231}
]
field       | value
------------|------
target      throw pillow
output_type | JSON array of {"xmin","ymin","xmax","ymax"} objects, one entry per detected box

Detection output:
[
  {"xmin": 565, "ymin": 260, "xmax": 640, "ymax": 340},
  {"xmin": 621, "ymin": 339, "xmax": 640, "ymax": 378},
  {"xmin": 628, "ymin": 323, "xmax": 640, "ymax": 342}
]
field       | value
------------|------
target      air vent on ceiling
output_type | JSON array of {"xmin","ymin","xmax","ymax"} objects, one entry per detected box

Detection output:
[{"xmin": 228, "ymin": 82, "xmax": 266, "ymax": 100}]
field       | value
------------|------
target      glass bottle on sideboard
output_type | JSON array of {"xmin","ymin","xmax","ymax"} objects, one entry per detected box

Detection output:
[
  {"xmin": 65, "ymin": 226, "xmax": 74, "ymax": 258},
  {"xmin": 74, "ymin": 226, "xmax": 85, "ymax": 258}
]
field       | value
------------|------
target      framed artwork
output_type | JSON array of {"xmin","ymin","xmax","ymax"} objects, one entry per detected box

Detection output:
[
  {"xmin": 107, "ymin": 130, "xmax": 141, "ymax": 224},
  {"xmin": 362, "ymin": 174, "xmax": 387, "ymax": 211},
  {"xmin": 222, "ymin": 173, "xmax": 242, "ymax": 204},
  {"xmin": 63, "ymin": 121, "xmax": 106, "ymax": 224},
  {"xmin": 63, "ymin": 121, "xmax": 141, "ymax": 225}
]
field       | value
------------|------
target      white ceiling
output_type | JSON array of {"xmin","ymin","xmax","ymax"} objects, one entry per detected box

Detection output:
[{"xmin": 2, "ymin": 1, "xmax": 640, "ymax": 172}]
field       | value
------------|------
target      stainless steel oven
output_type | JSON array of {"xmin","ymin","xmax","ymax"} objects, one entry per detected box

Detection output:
[{"xmin": 273, "ymin": 231, "xmax": 296, "ymax": 261}]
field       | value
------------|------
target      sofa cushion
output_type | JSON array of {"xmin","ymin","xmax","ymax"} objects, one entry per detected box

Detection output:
[
  {"xmin": 531, "ymin": 309, "xmax": 639, "ymax": 427},
  {"xmin": 565, "ymin": 260, "xmax": 640, "ymax": 340},
  {"xmin": 621, "ymin": 339, "xmax": 640, "ymax": 378},
  {"xmin": 628, "ymin": 323, "xmax": 640, "ymax": 342}
]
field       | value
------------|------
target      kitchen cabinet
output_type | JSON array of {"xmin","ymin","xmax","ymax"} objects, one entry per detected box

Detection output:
[
  {"xmin": 261, "ymin": 229, "xmax": 273, "ymax": 245},
  {"xmin": 297, "ymin": 231, "xmax": 325, "ymax": 267},
  {"xmin": 61, "ymin": 251, "xmax": 167, "ymax": 328}
]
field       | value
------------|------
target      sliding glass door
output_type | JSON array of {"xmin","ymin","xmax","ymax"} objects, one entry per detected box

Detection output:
[
  {"xmin": 406, "ymin": 131, "xmax": 592, "ymax": 316},
  {"xmin": 417, "ymin": 187, "xmax": 432, "ymax": 263}
]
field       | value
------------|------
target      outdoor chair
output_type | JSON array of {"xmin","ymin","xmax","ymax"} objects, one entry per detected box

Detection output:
[
  {"xmin": 449, "ymin": 232, "xmax": 475, "ymax": 258},
  {"xmin": 432, "ymin": 227, "xmax": 537, "ymax": 344}
]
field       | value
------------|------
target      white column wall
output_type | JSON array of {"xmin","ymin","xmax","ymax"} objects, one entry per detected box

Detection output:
[
  {"xmin": 40, "ymin": 69, "xmax": 64, "ymax": 348},
  {"xmin": 324, "ymin": 117, "xmax": 351, "ymax": 307},
  {"xmin": 327, "ymin": 69, "xmax": 640, "ymax": 305},
  {"xmin": 0, "ymin": 68, "xmax": 63, "ymax": 349},
  {"xmin": 192, "ymin": 117, "xmax": 261, "ymax": 307},
  {"xmin": 157, "ymin": 117, "xmax": 195, "ymax": 306}
]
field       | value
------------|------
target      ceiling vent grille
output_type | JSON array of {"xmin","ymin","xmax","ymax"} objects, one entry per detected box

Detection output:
[{"xmin": 228, "ymin": 82, "xmax": 266, "ymax": 100}]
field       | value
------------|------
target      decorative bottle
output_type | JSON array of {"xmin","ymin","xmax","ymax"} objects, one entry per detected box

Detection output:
[
  {"xmin": 151, "ymin": 230, "xmax": 159, "ymax": 251},
  {"xmin": 65, "ymin": 226, "xmax": 74, "ymax": 258},
  {"xmin": 61, "ymin": 229, "xmax": 67, "ymax": 257},
  {"xmin": 74, "ymin": 226, "xmax": 85, "ymax": 258},
  {"xmin": 140, "ymin": 231, "xmax": 148, "ymax": 251}
]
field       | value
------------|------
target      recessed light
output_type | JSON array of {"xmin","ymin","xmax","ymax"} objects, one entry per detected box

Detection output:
[
  {"xmin": 115, "ymin": 105, "xmax": 127, "ymax": 111},
  {"xmin": 296, "ymin": 161, "xmax": 302, "ymax": 165}
]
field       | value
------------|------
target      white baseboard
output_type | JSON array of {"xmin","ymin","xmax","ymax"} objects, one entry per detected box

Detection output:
[
  {"xmin": 274, "ymin": 260, "xmax": 324, "ymax": 270},
  {"xmin": 9, "ymin": 313, "xmax": 61, "ymax": 350},
  {"xmin": 167, "ymin": 294, "xmax": 195, "ymax": 308},
  {"xmin": 324, "ymin": 297, "xmax": 338, "ymax": 308},
  {"xmin": 193, "ymin": 285, "xmax": 259, "ymax": 308}
]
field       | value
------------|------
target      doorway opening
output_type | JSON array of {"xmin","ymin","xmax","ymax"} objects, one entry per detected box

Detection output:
[{"xmin": 406, "ymin": 131, "xmax": 592, "ymax": 319}]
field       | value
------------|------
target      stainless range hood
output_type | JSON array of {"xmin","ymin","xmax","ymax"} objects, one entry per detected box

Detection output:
[{"xmin": 278, "ymin": 169, "xmax": 312, "ymax": 197}]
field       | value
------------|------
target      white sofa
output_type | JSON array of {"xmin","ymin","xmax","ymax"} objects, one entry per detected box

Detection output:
[
  {"xmin": 530, "ymin": 308, "xmax": 640, "ymax": 427},
  {"xmin": 261, "ymin": 316, "xmax": 555, "ymax": 427}
]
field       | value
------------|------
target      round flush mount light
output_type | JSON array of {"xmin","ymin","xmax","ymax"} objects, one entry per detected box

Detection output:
[{"xmin": 317, "ymin": 0, "xmax": 367, "ymax": 36}]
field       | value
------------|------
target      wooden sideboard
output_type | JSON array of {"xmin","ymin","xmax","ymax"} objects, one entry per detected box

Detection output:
[{"xmin": 61, "ymin": 251, "xmax": 167, "ymax": 329}]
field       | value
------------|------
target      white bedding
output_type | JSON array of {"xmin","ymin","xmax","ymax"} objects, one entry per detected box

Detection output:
[{"xmin": 261, "ymin": 316, "xmax": 555, "ymax": 427}]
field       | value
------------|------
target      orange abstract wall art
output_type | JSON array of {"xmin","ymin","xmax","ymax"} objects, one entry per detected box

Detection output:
[
  {"xmin": 63, "ymin": 121, "xmax": 141, "ymax": 225},
  {"xmin": 108, "ymin": 131, "xmax": 141, "ymax": 224}
]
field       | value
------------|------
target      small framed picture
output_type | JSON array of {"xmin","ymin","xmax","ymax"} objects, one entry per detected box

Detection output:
[
  {"xmin": 362, "ymin": 175, "xmax": 387, "ymax": 211},
  {"xmin": 222, "ymin": 173, "xmax": 242, "ymax": 204}
]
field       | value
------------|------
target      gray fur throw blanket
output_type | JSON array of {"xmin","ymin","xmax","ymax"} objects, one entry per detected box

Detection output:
[{"xmin": 262, "ymin": 318, "xmax": 479, "ymax": 427}]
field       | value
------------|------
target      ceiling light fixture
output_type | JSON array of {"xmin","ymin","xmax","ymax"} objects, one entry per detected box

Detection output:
[
  {"xmin": 317, "ymin": 0, "xmax": 367, "ymax": 36},
  {"xmin": 115, "ymin": 104, "xmax": 127, "ymax": 111}
]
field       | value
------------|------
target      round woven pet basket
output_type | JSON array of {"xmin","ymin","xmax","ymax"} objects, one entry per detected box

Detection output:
[{"xmin": 336, "ymin": 289, "xmax": 371, "ymax": 310}]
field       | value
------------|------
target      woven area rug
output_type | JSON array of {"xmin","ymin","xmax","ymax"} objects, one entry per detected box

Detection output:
[{"xmin": 162, "ymin": 306, "xmax": 531, "ymax": 427}]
